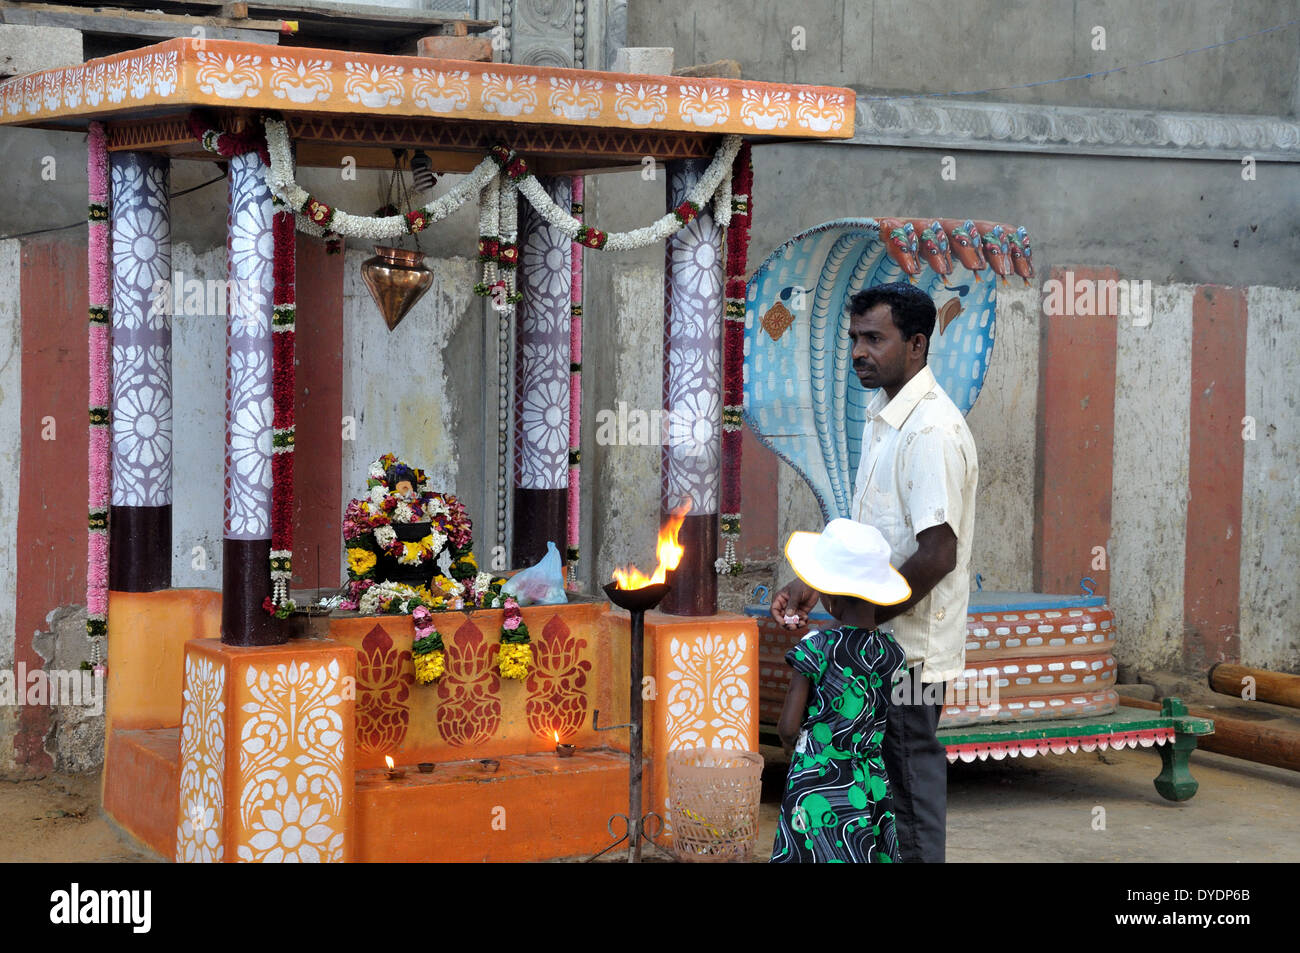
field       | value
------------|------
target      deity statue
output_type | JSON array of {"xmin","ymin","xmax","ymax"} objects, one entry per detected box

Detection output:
[{"xmin": 340, "ymin": 452, "xmax": 505, "ymax": 614}]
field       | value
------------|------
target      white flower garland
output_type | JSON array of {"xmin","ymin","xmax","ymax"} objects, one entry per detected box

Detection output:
[
  {"xmin": 263, "ymin": 118, "xmax": 497, "ymax": 242},
  {"xmin": 514, "ymin": 134, "xmax": 741, "ymax": 250},
  {"xmin": 262, "ymin": 117, "xmax": 741, "ymax": 252}
]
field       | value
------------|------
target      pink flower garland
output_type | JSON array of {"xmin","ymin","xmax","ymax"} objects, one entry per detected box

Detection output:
[
  {"xmin": 86, "ymin": 121, "xmax": 110, "ymax": 660},
  {"xmin": 566, "ymin": 176, "xmax": 583, "ymax": 587}
]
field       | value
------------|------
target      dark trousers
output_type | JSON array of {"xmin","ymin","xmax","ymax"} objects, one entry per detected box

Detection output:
[{"xmin": 883, "ymin": 667, "xmax": 948, "ymax": 863}]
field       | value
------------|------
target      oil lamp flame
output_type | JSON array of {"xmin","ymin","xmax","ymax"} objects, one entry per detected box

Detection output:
[
  {"xmin": 612, "ymin": 502, "xmax": 691, "ymax": 590},
  {"xmin": 384, "ymin": 755, "xmax": 394, "ymax": 770}
]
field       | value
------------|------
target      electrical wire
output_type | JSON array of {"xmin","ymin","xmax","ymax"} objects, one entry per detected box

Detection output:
[{"xmin": 0, "ymin": 173, "xmax": 227, "ymax": 242}]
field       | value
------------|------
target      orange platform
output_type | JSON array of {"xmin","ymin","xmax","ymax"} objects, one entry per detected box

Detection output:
[
  {"xmin": 101, "ymin": 591, "xmax": 760, "ymax": 861},
  {"xmin": 354, "ymin": 749, "xmax": 633, "ymax": 862}
]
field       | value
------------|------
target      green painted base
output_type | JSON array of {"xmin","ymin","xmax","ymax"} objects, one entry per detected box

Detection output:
[{"xmin": 1151, "ymin": 697, "xmax": 1204, "ymax": 802}]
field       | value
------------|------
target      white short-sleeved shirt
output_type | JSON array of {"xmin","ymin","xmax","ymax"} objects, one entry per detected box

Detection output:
[{"xmin": 849, "ymin": 364, "xmax": 978, "ymax": 684}]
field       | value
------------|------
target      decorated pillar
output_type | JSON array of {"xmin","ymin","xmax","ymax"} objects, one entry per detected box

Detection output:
[
  {"xmin": 513, "ymin": 175, "xmax": 572, "ymax": 567},
  {"xmin": 222, "ymin": 150, "xmax": 280, "ymax": 646},
  {"xmin": 662, "ymin": 159, "xmax": 723, "ymax": 616},
  {"xmin": 108, "ymin": 152, "xmax": 172, "ymax": 591}
]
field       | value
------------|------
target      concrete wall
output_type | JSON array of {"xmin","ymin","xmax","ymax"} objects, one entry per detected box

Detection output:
[
  {"xmin": 630, "ymin": 0, "xmax": 1300, "ymax": 116},
  {"xmin": 1241, "ymin": 287, "xmax": 1300, "ymax": 672},
  {"xmin": 0, "ymin": 239, "xmax": 20, "ymax": 775}
]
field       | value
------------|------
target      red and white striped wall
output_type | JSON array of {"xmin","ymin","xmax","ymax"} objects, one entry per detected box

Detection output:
[{"xmin": 1036, "ymin": 269, "xmax": 1300, "ymax": 673}]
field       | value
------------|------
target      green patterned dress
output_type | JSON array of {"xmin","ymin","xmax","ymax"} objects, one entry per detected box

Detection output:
[{"xmin": 770, "ymin": 626, "xmax": 905, "ymax": 863}]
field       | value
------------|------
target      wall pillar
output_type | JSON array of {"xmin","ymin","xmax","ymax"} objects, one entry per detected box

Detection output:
[
  {"xmin": 222, "ymin": 151, "xmax": 280, "ymax": 646},
  {"xmin": 662, "ymin": 159, "xmax": 722, "ymax": 616},
  {"xmin": 513, "ymin": 175, "xmax": 571, "ymax": 567},
  {"xmin": 109, "ymin": 152, "xmax": 172, "ymax": 591}
]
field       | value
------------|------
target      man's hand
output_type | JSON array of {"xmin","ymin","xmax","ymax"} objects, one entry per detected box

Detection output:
[{"xmin": 770, "ymin": 577, "xmax": 819, "ymax": 630}]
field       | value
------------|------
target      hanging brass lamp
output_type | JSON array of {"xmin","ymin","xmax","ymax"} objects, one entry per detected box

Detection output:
[
  {"xmin": 362, "ymin": 150, "xmax": 434, "ymax": 331},
  {"xmin": 361, "ymin": 246, "xmax": 433, "ymax": 331}
]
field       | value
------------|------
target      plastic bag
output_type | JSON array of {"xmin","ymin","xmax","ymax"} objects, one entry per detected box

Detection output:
[{"xmin": 501, "ymin": 541, "xmax": 568, "ymax": 606}]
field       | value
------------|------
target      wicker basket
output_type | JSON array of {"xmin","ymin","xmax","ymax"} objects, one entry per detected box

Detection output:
[{"xmin": 666, "ymin": 748, "xmax": 764, "ymax": 863}]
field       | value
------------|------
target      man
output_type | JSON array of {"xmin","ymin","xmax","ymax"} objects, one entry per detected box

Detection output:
[{"xmin": 770, "ymin": 281, "xmax": 978, "ymax": 863}]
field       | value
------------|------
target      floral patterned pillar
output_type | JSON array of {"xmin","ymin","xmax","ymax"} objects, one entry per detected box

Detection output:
[
  {"xmin": 513, "ymin": 176, "xmax": 571, "ymax": 567},
  {"xmin": 222, "ymin": 151, "xmax": 280, "ymax": 646},
  {"xmin": 109, "ymin": 152, "xmax": 171, "ymax": 591},
  {"xmin": 662, "ymin": 160, "xmax": 723, "ymax": 616}
]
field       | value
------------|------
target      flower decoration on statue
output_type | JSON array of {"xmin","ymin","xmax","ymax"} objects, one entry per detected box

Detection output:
[
  {"xmin": 497, "ymin": 597, "xmax": 533, "ymax": 680},
  {"xmin": 340, "ymin": 452, "xmax": 506, "ymax": 614}
]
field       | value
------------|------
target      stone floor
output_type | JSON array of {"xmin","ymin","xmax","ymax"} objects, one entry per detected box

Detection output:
[
  {"xmin": 4, "ymin": 735, "xmax": 1298, "ymax": 863},
  {"xmin": 5, "ymin": 667, "xmax": 1298, "ymax": 863}
]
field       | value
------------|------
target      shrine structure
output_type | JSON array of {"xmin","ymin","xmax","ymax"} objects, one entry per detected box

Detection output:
[{"xmin": 0, "ymin": 37, "xmax": 856, "ymax": 861}]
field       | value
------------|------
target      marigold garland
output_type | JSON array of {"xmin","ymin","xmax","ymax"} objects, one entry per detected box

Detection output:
[
  {"xmin": 411, "ymin": 606, "xmax": 446, "ymax": 684},
  {"xmin": 497, "ymin": 598, "xmax": 532, "ymax": 680}
]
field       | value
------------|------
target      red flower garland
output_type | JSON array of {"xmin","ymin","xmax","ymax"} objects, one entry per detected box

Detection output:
[
  {"xmin": 719, "ymin": 142, "xmax": 753, "ymax": 573},
  {"xmin": 270, "ymin": 204, "xmax": 296, "ymax": 609},
  {"xmin": 187, "ymin": 112, "xmax": 270, "ymax": 166}
]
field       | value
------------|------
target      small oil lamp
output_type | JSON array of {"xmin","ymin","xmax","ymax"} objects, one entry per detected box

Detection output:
[
  {"xmin": 554, "ymin": 730, "xmax": 575, "ymax": 758},
  {"xmin": 384, "ymin": 755, "xmax": 404, "ymax": 780}
]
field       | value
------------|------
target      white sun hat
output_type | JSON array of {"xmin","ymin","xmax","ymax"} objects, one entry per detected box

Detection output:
[{"xmin": 784, "ymin": 518, "xmax": 911, "ymax": 605}]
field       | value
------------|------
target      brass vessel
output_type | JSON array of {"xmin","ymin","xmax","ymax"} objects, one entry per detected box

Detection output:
[{"xmin": 360, "ymin": 245, "xmax": 433, "ymax": 331}]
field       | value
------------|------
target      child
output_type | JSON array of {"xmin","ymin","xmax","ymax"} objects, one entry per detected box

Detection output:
[{"xmin": 770, "ymin": 519, "xmax": 911, "ymax": 863}]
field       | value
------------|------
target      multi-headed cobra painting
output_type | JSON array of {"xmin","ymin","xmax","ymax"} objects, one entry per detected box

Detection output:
[{"xmin": 744, "ymin": 217, "xmax": 1033, "ymax": 521}]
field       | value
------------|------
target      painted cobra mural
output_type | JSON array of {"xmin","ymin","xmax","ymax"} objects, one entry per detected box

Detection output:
[{"xmin": 743, "ymin": 216, "xmax": 1028, "ymax": 521}]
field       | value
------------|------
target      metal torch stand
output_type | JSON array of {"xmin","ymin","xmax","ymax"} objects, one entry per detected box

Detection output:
[{"xmin": 591, "ymin": 588, "xmax": 667, "ymax": 863}]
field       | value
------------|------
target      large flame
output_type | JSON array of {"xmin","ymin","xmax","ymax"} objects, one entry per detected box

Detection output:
[{"xmin": 612, "ymin": 502, "xmax": 691, "ymax": 589}]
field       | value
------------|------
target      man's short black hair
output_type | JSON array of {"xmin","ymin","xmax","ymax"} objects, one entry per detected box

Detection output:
[{"xmin": 848, "ymin": 282, "xmax": 937, "ymax": 358}]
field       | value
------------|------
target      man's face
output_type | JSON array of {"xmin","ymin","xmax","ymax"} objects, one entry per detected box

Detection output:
[
  {"xmin": 849, "ymin": 304, "xmax": 910, "ymax": 392},
  {"xmin": 394, "ymin": 480, "xmax": 415, "ymax": 499}
]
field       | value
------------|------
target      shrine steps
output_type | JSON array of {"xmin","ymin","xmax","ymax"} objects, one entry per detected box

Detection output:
[
  {"xmin": 103, "ymin": 727, "xmax": 181, "ymax": 859},
  {"xmin": 103, "ymin": 725, "xmax": 633, "ymax": 862},
  {"xmin": 355, "ymin": 748, "xmax": 632, "ymax": 863}
]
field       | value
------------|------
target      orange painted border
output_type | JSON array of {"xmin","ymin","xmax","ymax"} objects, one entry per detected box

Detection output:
[
  {"xmin": 1034, "ymin": 266, "xmax": 1118, "ymax": 595},
  {"xmin": 0, "ymin": 38, "xmax": 855, "ymax": 140},
  {"xmin": 1182, "ymin": 285, "xmax": 1246, "ymax": 668}
]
